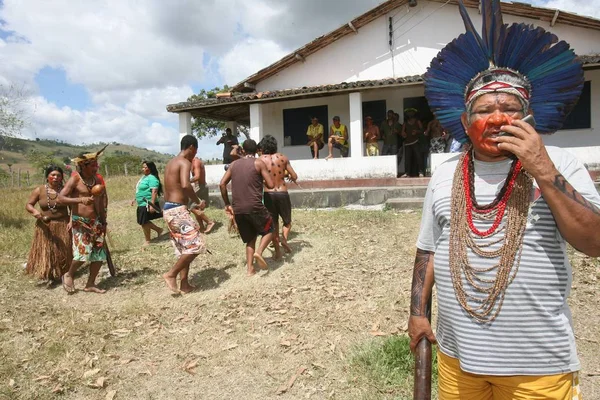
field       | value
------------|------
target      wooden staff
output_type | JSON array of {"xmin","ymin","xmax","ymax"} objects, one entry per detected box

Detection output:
[{"xmin": 413, "ymin": 294, "xmax": 432, "ymax": 400}]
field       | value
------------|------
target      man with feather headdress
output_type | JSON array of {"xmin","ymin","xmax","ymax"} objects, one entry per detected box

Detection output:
[{"xmin": 407, "ymin": 1, "xmax": 600, "ymax": 398}]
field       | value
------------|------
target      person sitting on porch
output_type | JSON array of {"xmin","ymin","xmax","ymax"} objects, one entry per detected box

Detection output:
[
  {"xmin": 401, "ymin": 108, "xmax": 424, "ymax": 177},
  {"xmin": 306, "ymin": 117, "xmax": 324, "ymax": 159},
  {"xmin": 326, "ymin": 116, "xmax": 349, "ymax": 159},
  {"xmin": 364, "ymin": 116, "xmax": 380, "ymax": 156},
  {"xmin": 380, "ymin": 109, "xmax": 401, "ymax": 156}
]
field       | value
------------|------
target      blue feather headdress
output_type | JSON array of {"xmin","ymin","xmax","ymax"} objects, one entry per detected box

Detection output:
[{"xmin": 424, "ymin": 0, "xmax": 584, "ymax": 143}]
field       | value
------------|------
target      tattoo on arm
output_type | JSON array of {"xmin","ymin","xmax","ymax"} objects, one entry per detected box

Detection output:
[
  {"xmin": 410, "ymin": 249, "xmax": 431, "ymax": 317},
  {"xmin": 554, "ymin": 175, "xmax": 600, "ymax": 216}
]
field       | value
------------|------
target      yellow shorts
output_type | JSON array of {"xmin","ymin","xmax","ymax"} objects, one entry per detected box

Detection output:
[{"xmin": 437, "ymin": 351, "xmax": 581, "ymax": 400}]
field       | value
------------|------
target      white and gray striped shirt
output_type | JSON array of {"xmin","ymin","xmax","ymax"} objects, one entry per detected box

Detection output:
[{"xmin": 417, "ymin": 146, "xmax": 600, "ymax": 376}]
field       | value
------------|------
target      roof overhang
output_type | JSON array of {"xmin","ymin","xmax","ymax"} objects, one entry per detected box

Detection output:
[
  {"xmin": 167, "ymin": 56, "xmax": 600, "ymax": 123},
  {"xmin": 167, "ymin": 76, "xmax": 424, "ymax": 124}
]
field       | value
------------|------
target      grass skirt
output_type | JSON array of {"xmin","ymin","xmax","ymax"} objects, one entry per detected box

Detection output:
[{"xmin": 26, "ymin": 218, "xmax": 72, "ymax": 281}]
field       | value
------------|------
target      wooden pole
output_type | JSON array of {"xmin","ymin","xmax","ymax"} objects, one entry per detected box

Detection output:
[
  {"xmin": 26, "ymin": 170, "xmax": 30, "ymax": 186},
  {"xmin": 413, "ymin": 295, "xmax": 432, "ymax": 400},
  {"xmin": 124, "ymin": 163, "xmax": 128, "ymax": 176},
  {"xmin": 11, "ymin": 170, "xmax": 14, "ymax": 187},
  {"xmin": 17, "ymin": 168, "xmax": 21, "ymax": 187},
  {"xmin": 105, "ymin": 164, "xmax": 109, "ymax": 177}
]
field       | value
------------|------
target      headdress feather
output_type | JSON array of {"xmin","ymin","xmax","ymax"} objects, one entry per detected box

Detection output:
[{"xmin": 424, "ymin": 0, "xmax": 584, "ymax": 143}]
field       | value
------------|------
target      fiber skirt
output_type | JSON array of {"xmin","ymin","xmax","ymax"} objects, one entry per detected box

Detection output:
[{"xmin": 25, "ymin": 218, "xmax": 72, "ymax": 281}]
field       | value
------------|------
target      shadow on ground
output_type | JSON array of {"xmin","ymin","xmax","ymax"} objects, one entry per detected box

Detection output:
[{"xmin": 190, "ymin": 263, "xmax": 235, "ymax": 291}]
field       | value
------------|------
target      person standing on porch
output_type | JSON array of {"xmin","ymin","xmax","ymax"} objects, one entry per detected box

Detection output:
[
  {"xmin": 408, "ymin": 0, "xmax": 599, "ymax": 398},
  {"xmin": 401, "ymin": 108, "xmax": 424, "ymax": 177},
  {"xmin": 364, "ymin": 116, "xmax": 380, "ymax": 156},
  {"xmin": 220, "ymin": 139, "xmax": 276, "ymax": 276},
  {"xmin": 306, "ymin": 117, "xmax": 324, "ymax": 159},
  {"xmin": 325, "ymin": 116, "xmax": 349, "ymax": 159},
  {"xmin": 217, "ymin": 128, "xmax": 239, "ymax": 165},
  {"xmin": 380, "ymin": 110, "xmax": 401, "ymax": 156}
]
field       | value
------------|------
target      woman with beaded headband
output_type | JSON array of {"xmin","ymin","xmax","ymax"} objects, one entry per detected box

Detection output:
[
  {"xmin": 25, "ymin": 165, "xmax": 72, "ymax": 283},
  {"xmin": 408, "ymin": 0, "xmax": 600, "ymax": 398}
]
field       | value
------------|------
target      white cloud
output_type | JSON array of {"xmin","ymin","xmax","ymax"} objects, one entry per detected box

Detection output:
[
  {"xmin": 534, "ymin": 0, "xmax": 600, "ymax": 18},
  {"xmin": 218, "ymin": 38, "xmax": 287, "ymax": 86},
  {"xmin": 24, "ymin": 96, "xmax": 180, "ymax": 155},
  {"xmin": 1, "ymin": 0, "xmax": 206, "ymax": 92}
]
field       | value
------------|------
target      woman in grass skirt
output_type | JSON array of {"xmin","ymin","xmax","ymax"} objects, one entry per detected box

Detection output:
[{"xmin": 25, "ymin": 165, "xmax": 72, "ymax": 282}]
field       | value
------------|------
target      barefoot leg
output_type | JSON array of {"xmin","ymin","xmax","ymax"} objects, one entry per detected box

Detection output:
[
  {"xmin": 254, "ymin": 231, "xmax": 273, "ymax": 270},
  {"xmin": 179, "ymin": 263, "xmax": 197, "ymax": 293},
  {"xmin": 84, "ymin": 261, "xmax": 106, "ymax": 294},
  {"xmin": 282, "ymin": 223, "xmax": 292, "ymax": 253},
  {"xmin": 63, "ymin": 260, "xmax": 84, "ymax": 293},
  {"xmin": 246, "ymin": 238, "xmax": 257, "ymax": 276},
  {"xmin": 163, "ymin": 254, "xmax": 197, "ymax": 293}
]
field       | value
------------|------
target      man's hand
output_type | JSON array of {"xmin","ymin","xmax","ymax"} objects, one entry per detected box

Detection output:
[
  {"xmin": 408, "ymin": 315, "xmax": 437, "ymax": 353},
  {"xmin": 81, "ymin": 196, "xmax": 94, "ymax": 206},
  {"xmin": 130, "ymin": 199, "xmax": 135, "ymax": 207},
  {"xmin": 224, "ymin": 205, "xmax": 233, "ymax": 216},
  {"xmin": 496, "ymin": 119, "xmax": 554, "ymax": 180}
]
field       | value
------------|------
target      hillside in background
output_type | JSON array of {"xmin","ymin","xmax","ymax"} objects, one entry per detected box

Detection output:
[{"xmin": 0, "ymin": 135, "xmax": 173, "ymax": 175}]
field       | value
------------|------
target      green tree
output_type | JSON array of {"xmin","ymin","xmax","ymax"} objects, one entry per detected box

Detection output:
[
  {"xmin": 0, "ymin": 84, "xmax": 28, "ymax": 137},
  {"xmin": 27, "ymin": 150, "xmax": 62, "ymax": 174},
  {"xmin": 188, "ymin": 85, "xmax": 249, "ymax": 139}
]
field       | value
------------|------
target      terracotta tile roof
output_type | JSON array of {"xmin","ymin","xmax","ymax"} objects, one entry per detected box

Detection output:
[
  {"xmin": 166, "ymin": 75, "xmax": 424, "ymax": 113},
  {"xmin": 231, "ymin": 0, "xmax": 600, "ymax": 92}
]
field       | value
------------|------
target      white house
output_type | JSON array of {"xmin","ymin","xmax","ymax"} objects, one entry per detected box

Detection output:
[{"xmin": 167, "ymin": 0, "xmax": 600, "ymax": 185}]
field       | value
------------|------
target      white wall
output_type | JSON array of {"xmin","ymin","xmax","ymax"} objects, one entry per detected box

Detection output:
[
  {"xmin": 256, "ymin": 0, "xmax": 600, "ymax": 92},
  {"xmin": 203, "ymin": 156, "xmax": 397, "ymax": 186}
]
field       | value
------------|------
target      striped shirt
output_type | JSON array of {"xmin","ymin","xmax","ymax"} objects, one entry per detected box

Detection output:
[{"xmin": 417, "ymin": 147, "xmax": 600, "ymax": 375}]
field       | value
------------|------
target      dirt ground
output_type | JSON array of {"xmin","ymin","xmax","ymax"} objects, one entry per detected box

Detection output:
[{"xmin": 0, "ymin": 197, "xmax": 598, "ymax": 400}]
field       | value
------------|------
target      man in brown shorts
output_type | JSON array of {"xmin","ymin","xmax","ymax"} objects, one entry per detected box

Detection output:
[
  {"xmin": 161, "ymin": 135, "xmax": 205, "ymax": 294},
  {"xmin": 219, "ymin": 139, "xmax": 275, "ymax": 276},
  {"xmin": 258, "ymin": 135, "xmax": 298, "ymax": 259}
]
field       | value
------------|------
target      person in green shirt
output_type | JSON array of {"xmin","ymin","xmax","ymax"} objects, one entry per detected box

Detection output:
[
  {"xmin": 380, "ymin": 109, "xmax": 402, "ymax": 156},
  {"xmin": 131, "ymin": 161, "xmax": 163, "ymax": 246}
]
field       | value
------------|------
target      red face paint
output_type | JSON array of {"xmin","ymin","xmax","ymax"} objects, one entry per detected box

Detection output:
[{"xmin": 467, "ymin": 110, "xmax": 516, "ymax": 161}]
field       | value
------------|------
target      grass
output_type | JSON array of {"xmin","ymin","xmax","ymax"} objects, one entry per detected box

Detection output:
[
  {"xmin": 349, "ymin": 336, "xmax": 438, "ymax": 400},
  {"xmin": 0, "ymin": 176, "xmax": 598, "ymax": 399}
]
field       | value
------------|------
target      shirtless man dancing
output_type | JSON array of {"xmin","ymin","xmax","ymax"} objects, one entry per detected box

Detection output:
[
  {"xmin": 219, "ymin": 139, "xmax": 275, "ymax": 276},
  {"xmin": 161, "ymin": 135, "xmax": 205, "ymax": 294},
  {"xmin": 190, "ymin": 156, "xmax": 215, "ymax": 233},
  {"xmin": 59, "ymin": 147, "xmax": 109, "ymax": 294},
  {"xmin": 258, "ymin": 135, "xmax": 298, "ymax": 259}
]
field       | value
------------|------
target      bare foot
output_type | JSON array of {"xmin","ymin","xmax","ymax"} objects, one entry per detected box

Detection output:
[
  {"xmin": 273, "ymin": 250, "xmax": 282, "ymax": 261},
  {"xmin": 156, "ymin": 227, "xmax": 164, "ymax": 237},
  {"xmin": 247, "ymin": 267, "xmax": 257, "ymax": 277},
  {"xmin": 204, "ymin": 221, "xmax": 215, "ymax": 234},
  {"xmin": 281, "ymin": 238, "xmax": 292, "ymax": 254},
  {"xmin": 180, "ymin": 283, "xmax": 197, "ymax": 294},
  {"xmin": 142, "ymin": 241, "xmax": 151, "ymax": 247},
  {"xmin": 62, "ymin": 274, "xmax": 75, "ymax": 294},
  {"xmin": 83, "ymin": 286, "xmax": 107, "ymax": 294},
  {"xmin": 162, "ymin": 273, "xmax": 180, "ymax": 294},
  {"xmin": 253, "ymin": 254, "xmax": 268, "ymax": 270},
  {"xmin": 325, "ymin": 154, "xmax": 333, "ymax": 160}
]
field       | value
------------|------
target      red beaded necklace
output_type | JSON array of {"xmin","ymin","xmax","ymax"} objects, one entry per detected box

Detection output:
[{"xmin": 462, "ymin": 151, "xmax": 522, "ymax": 237}]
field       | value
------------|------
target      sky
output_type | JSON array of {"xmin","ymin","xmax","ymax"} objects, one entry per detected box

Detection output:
[{"xmin": 1, "ymin": 0, "xmax": 598, "ymax": 160}]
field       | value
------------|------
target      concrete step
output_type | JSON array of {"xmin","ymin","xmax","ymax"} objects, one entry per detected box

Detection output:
[
  {"xmin": 385, "ymin": 197, "xmax": 425, "ymax": 210},
  {"xmin": 208, "ymin": 186, "xmax": 428, "ymax": 209}
]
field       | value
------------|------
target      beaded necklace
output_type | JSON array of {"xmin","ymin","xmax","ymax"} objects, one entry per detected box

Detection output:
[
  {"xmin": 449, "ymin": 150, "xmax": 532, "ymax": 323},
  {"xmin": 45, "ymin": 183, "xmax": 63, "ymax": 213},
  {"xmin": 79, "ymin": 172, "xmax": 96, "ymax": 193}
]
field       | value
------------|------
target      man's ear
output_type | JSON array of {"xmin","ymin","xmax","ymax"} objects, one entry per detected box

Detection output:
[{"xmin": 460, "ymin": 112, "xmax": 469, "ymax": 136}]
